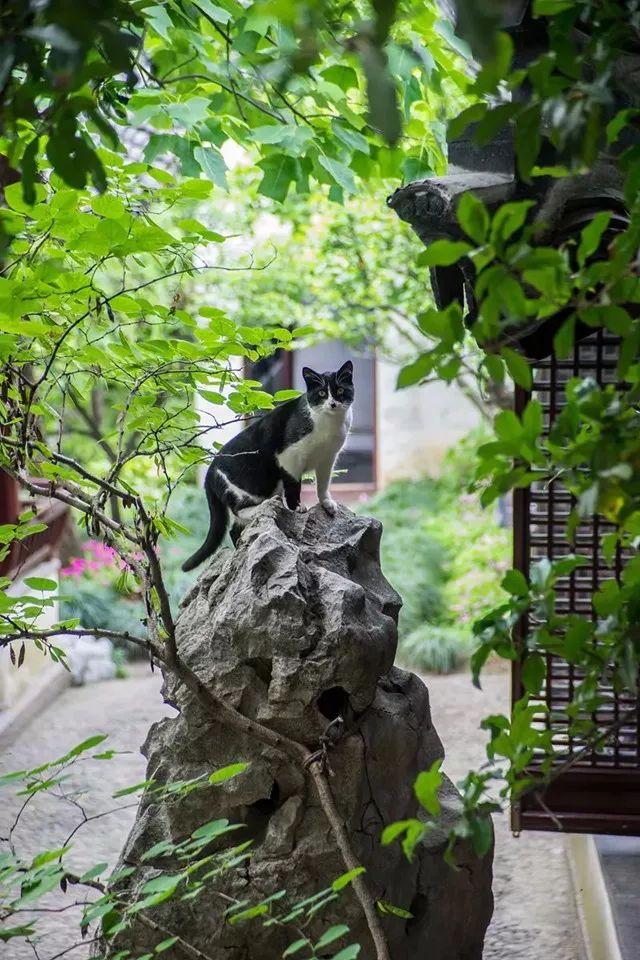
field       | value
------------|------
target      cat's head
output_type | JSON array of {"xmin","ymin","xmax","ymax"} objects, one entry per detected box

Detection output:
[{"xmin": 302, "ymin": 360, "xmax": 354, "ymax": 414}]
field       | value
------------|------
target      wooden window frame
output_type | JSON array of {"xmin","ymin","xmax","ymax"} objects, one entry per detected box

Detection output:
[{"xmin": 511, "ymin": 330, "xmax": 640, "ymax": 836}]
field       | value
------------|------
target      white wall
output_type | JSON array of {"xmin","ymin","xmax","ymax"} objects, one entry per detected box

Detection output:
[{"xmin": 375, "ymin": 357, "xmax": 481, "ymax": 485}]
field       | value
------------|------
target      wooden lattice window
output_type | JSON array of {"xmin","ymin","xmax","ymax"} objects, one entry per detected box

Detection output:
[{"xmin": 511, "ymin": 328, "xmax": 640, "ymax": 835}]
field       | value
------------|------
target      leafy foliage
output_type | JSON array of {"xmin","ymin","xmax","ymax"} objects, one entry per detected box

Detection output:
[
  {"xmin": 0, "ymin": 741, "xmax": 362, "ymax": 957},
  {"xmin": 379, "ymin": 0, "xmax": 640, "ymax": 870},
  {"xmin": 360, "ymin": 442, "xmax": 510, "ymax": 674},
  {"xmin": 2, "ymin": 0, "xmax": 472, "ymax": 218}
]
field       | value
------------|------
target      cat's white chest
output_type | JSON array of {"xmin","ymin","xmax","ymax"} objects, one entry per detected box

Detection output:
[{"xmin": 277, "ymin": 407, "xmax": 352, "ymax": 479}]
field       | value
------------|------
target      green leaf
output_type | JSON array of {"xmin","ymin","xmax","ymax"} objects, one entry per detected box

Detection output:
[
  {"xmin": 515, "ymin": 106, "xmax": 541, "ymax": 181},
  {"xmin": 140, "ymin": 874, "xmax": 181, "ymax": 897},
  {"xmin": 321, "ymin": 65, "xmax": 358, "ymax": 91},
  {"xmin": 332, "ymin": 945, "xmax": 361, "ymax": 960},
  {"xmin": 418, "ymin": 240, "xmax": 472, "ymax": 267},
  {"xmin": 456, "ymin": 193, "xmax": 490, "ymax": 244},
  {"xmin": 318, "ymin": 155, "xmax": 356, "ymax": 195},
  {"xmin": 0, "ymin": 923, "xmax": 37, "ymax": 941},
  {"xmin": 396, "ymin": 353, "xmax": 434, "ymax": 389},
  {"xmin": 66, "ymin": 735, "xmax": 108, "ymax": 759},
  {"xmin": 257, "ymin": 155, "xmax": 297, "ymax": 203},
  {"xmin": 413, "ymin": 758, "xmax": 442, "ymax": 816},
  {"xmin": 194, "ymin": 146, "xmax": 227, "ymax": 190},
  {"xmin": 551, "ymin": 555, "xmax": 589, "ymax": 577},
  {"xmin": 502, "ymin": 569, "xmax": 528, "ymax": 597},
  {"xmin": 331, "ymin": 121, "xmax": 370, "ymax": 155},
  {"xmin": 376, "ymin": 899, "xmax": 413, "ymax": 919},
  {"xmin": 190, "ymin": 819, "xmax": 235, "ymax": 841},
  {"xmin": 493, "ymin": 410, "xmax": 523, "ymax": 441},
  {"xmin": 606, "ymin": 109, "xmax": 639, "ymax": 144},
  {"xmin": 193, "ymin": 0, "xmax": 232, "ymax": 23},
  {"xmin": 282, "ymin": 938, "xmax": 309, "ymax": 957},
  {"xmin": 156, "ymin": 937, "xmax": 179, "ymax": 952},
  {"xmin": 20, "ymin": 137, "xmax": 40, "ymax": 206},
  {"xmin": 475, "ymin": 32, "xmax": 513, "ymax": 96},
  {"xmin": 554, "ymin": 315, "xmax": 576, "ymax": 359},
  {"xmin": 314, "ymin": 924, "xmax": 350, "ymax": 949},
  {"xmin": 79, "ymin": 862, "xmax": 108, "ymax": 882},
  {"xmin": 208, "ymin": 762, "xmax": 249, "ymax": 784},
  {"xmin": 501, "ymin": 348, "xmax": 532, "ymax": 389},
  {"xmin": 357, "ymin": 37, "xmax": 401, "ymax": 145},
  {"xmin": 533, "ymin": 0, "xmax": 575, "ymax": 13},
  {"xmin": 23, "ymin": 577, "xmax": 57, "ymax": 592},
  {"xmin": 469, "ymin": 815, "xmax": 493, "ymax": 857},
  {"xmin": 577, "ymin": 211, "xmax": 611, "ymax": 267},
  {"xmin": 380, "ymin": 820, "xmax": 414, "ymax": 845},
  {"xmin": 112, "ymin": 779, "xmax": 154, "ymax": 797},
  {"xmin": 522, "ymin": 399, "xmax": 542, "ymax": 437},
  {"xmin": 332, "ymin": 867, "xmax": 365, "ymax": 891},
  {"xmin": 490, "ymin": 201, "xmax": 535, "ymax": 243},
  {"xmin": 273, "ymin": 389, "xmax": 301, "ymax": 401},
  {"xmin": 521, "ymin": 653, "xmax": 546, "ymax": 694},
  {"xmin": 228, "ymin": 903, "xmax": 269, "ymax": 925}
]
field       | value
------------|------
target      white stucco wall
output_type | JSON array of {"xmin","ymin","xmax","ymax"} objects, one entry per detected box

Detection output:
[{"xmin": 375, "ymin": 357, "xmax": 481, "ymax": 484}]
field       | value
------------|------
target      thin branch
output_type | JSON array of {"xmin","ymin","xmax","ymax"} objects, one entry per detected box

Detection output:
[
  {"xmin": 0, "ymin": 623, "xmax": 156, "ymax": 657},
  {"xmin": 6, "ymin": 467, "xmax": 391, "ymax": 960}
]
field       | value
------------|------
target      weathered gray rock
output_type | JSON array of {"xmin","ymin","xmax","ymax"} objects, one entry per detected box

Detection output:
[{"xmin": 102, "ymin": 499, "xmax": 493, "ymax": 959}]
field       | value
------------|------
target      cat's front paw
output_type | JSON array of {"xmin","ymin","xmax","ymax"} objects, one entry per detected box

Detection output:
[
  {"xmin": 295, "ymin": 503, "xmax": 308, "ymax": 514},
  {"xmin": 321, "ymin": 497, "xmax": 337, "ymax": 517}
]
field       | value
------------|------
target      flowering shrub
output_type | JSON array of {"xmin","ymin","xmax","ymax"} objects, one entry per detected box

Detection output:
[
  {"xmin": 58, "ymin": 487, "xmax": 210, "ymax": 653},
  {"xmin": 61, "ymin": 540, "xmax": 117, "ymax": 578},
  {"xmin": 61, "ymin": 540, "xmax": 144, "ymax": 591}
]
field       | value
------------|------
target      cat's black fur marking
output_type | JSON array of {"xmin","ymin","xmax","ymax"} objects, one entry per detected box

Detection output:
[{"xmin": 182, "ymin": 360, "xmax": 354, "ymax": 571}]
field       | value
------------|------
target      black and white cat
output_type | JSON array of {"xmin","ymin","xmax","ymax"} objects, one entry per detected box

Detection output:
[{"xmin": 181, "ymin": 360, "xmax": 354, "ymax": 571}]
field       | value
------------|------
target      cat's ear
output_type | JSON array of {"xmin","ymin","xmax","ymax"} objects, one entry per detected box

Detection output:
[
  {"xmin": 336, "ymin": 360, "xmax": 353, "ymax": 383},
  {"xmin": 302, "ymin": 366, "xmax": 324, "ymax": 389}
]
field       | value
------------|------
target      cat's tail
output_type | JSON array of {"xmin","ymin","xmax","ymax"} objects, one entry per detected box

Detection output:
[{"xmin": 181, "ymin": 481, "xmax": 228, "ymax": 572}]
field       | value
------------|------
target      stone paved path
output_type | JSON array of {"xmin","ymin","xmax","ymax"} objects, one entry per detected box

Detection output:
[
  {"xmin": 426, "ymin": 666, "xmax": 582, "ymax": 960},
  {"xmin": 0, "ymin": 663, "xmax": 582, "ymax": 959}
]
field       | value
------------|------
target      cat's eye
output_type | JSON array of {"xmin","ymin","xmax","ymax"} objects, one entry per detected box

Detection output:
[
  {"xmin": 337, "ymin": 388, "xmax": 344, "ymax": 396},
  {"xmin": 319, "ymin": 390, "xmax": 327, "ymax": 398}
]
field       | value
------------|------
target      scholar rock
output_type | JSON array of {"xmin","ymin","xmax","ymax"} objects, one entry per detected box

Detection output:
[{"xmin": 101, "ymin": 499, "xmax": 493, "ymax": 959}]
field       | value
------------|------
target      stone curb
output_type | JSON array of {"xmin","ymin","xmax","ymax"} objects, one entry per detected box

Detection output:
[
  {"xmin": 567, "ymin": 834, "xmax": 622, "ymax": 960},
  {"xmin": 0, "ymin": 665, "xmax": 72, "ymax": 754}
]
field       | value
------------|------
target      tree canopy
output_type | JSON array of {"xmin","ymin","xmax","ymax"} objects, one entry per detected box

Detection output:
[{"xmin": 1, "ymin": 0, "xmax": 640, "ymax": 957}]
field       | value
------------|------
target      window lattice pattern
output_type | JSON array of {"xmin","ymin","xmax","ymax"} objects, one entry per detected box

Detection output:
[{"xmin": 518, "ymin": 329, "xmax": 639, "ymax": 773}]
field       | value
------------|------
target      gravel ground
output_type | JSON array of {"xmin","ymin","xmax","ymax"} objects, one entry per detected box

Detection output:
[{"xmin": 0, "ymin": 662, "xmax": 582, "ymax": 960}]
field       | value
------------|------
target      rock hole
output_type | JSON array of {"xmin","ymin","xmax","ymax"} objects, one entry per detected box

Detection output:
[
  {"xmin": 406, "ymin": 892, "xmax": 428, "ymax": 934},
  {"xmin": 246, "ymin": 657, "xmax": 273, "ymax": 685},
  {"xmin": 317, "ymin": 686, "xmax": 350, "ymax": 721},
  {"xmin": 243, "ymin": 781, "xmax": 281, "ymax": 844}
]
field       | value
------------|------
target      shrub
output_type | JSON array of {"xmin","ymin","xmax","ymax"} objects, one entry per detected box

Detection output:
[
  {"xmin": 359, "ymin": 479, "xmax": 447, "ymax": 638},
  {"xmin": 399, "ymin": 624, "xmax": 470, "ymax": 675},
  {"xmin": 358, "ymin": 431, "xmax": 510, "ymax": 675}
]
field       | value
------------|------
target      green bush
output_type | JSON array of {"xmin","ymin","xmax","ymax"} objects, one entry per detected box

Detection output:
[
  {"xmin": 399, "ymin": 624, "xmax": 470, "ymax": 675},
  {"xmin": 359, "ymin": 431, "xmax": 510, "ymax": 675},
  {"xmin": 358, "ymin": 479, "xmax": 447, "ymax": 637}
]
